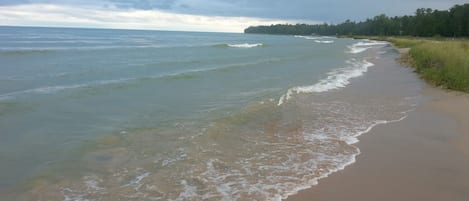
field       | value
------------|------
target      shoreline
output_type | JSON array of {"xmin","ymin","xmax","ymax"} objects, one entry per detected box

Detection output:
[{"xmin": 284, "ymin": 44, "xmax": 469, "ymax": 201}]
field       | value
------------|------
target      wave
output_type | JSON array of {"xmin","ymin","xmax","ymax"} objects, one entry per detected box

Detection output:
[
  {"xmin": 0, "ymin": 42, "xmax": 265, "ymax": 54},
  {"xmin": 0, "ymin": 58, "xmax": 288, "ymax": 101},
  {"xmin": 0, "ymin": 72, "xmax": 82, "ymax": 82},
  {"xmin": 278, "ymin": 59, "xmax": 374, "ymax": 105},
  {"xmin": 0, "ymin": 43, "xmax": 220, "ymax": 54},
  {"xmin": 355, "ymin": 40, "xmax": 389, "ymax": 46},
  {"xmin": 0, "ymin": 45, "xmax": 168, "ymax": 52},
  {"xmin": 11, "ymin": 40, "xmax": 112, "ymax": 44},
  {"xmin": 293, "ymin": 36, "xmax": 335, "ymax": 44},
  {"xmin": 0, "ymin": 78, "xmax": 135, "ymax": 101},
  {"xmin": 226, "ymin": 43, "xmax": 263, "ymax": 48},
  {"xmin": 35, "ymin": 96, "xmax": 416, "ymax": 201},
  {"xmin": 294, "ymin": 35, "xmax": 335, "ymax": 40},
  {"xmin": 314, "ymin": 40, "xmax": 334, "ymax": 44},
  {"xmin": 348, "ymin": 46, "xmax": 370, "ymax": 54},
  {"xmin": 0, "ymin": 49, "xmax": 56, "ymax": 56},
  {"xmin": 294, "ymin": 35, "xmax": 321, "ymax": 40},
  {"xmin": 347, "ymin": 40, "xmax": 389, "ymax": 54},
  {"xmin": 281, "ymin": 111, "xmax": 411, "ymax": 200}
]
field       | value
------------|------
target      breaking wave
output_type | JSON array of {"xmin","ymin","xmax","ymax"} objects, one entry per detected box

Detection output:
[
  {"xmin": 347, "ymin": 40, "xmax": 390, "ymax": 54},
  {"xmin": 293, "ymin": 36, "xmax": 335, "ymax": 44},
  {"xmin": 294, "ymin": 35, "xmax": 322, "ymax": 40},
  {"xmin": 314, "ymin": 40, "xmax": 334, "ymax": 44},
  {"xmin": 22, "ymin": 95, "xmax": 417, "ymax": 201},
  {"xmin": 226, "ymin": 43, "xmax": 263, "ymax": 48},
  {"xmin": 278, "ymin": 59, "xmax": 374, "ymax": 105},
  {"xmin": 294, "ymin": 35, "xmax": 335, "ymax": 40}
]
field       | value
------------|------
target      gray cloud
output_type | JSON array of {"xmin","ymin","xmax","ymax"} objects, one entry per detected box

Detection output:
[
  {"xmin": 3, "ymin": 0, "xmax": 469, "ymax": 23},
  {"xmin": 100, "ymin": 0, "xmax": 469, "ymax": 22},
  {"xmin": 109, "ymin": 0, "xmax": 175, "ymax": 10}
]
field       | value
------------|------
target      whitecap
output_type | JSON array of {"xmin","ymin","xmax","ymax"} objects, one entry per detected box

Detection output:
[
  {"xmin": 278, "ymin": 59, "xmax": 374, "ymax": 105},
  {"xmin": 348, "ymin": 46, "xmax": 370, "ymax": 54},
  {"xmin": 294, "ymin": 36, "xmax": 334, "ymax": 41},
  {"xmin": 347, "ymin": 40, "xmax": 389, "ymax": 54},
  {"xmin": 314, "ymin": 40, "xmax": 334, "ymax": 44},
  {"xmin": 294, "ymin": 35, "xmax": 321, "ymax": 40},
  {"xmin": 227, "ymin": 43, "xmax": 263, "ymax": 48}
]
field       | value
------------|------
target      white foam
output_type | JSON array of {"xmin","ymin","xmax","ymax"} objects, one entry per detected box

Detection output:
[
  {"xmin": 54, "ymin": 104, "xmax": 416, "ymax": 201},
  {"xmin": 355, "ymin": 40, "xmax": 389, "ymax": 46},
  {"xmin": 161, "ymin": 148, "xmax": 187, "ymax": 167},
  {"xmin": 62, "ymin": 188, "xmax": 89, "ymax": 201},
  {"xmin": 340, "ymin": 117, "xmax": 406, "ymax": 145},
  {"xmin": 278, "ymin": 154, "xmax": 358, "ymax": 201},
  {"xmin": 83, "ymin": 176, "xmax": 105, "ymax": 192},
  {"xmin": 347, "ymin": 40, "xmax": 389, "ymax": 54},
  {"xmin": 294, "ymin": 35, "xmax": 320, "ymax": 40},
  {"xmin": 121, "ymin": 172, "xmax": 150, "ymax": 191},
  {"xmin": 173, "ymin": 180, "xmax": 199, "ymax": 201},
  {"xmin": 281, "ymin": 110, "xmax": 413, "ymax": 200},
  {"xmin": 294, "ymin": 36, "xmax": 335, "ymax": 41},
  {"xmin": 348, "ymin": 46, "xmax": 370, "ymax": 54},
  {"xmin": 278, "ymin": 59, "xmax": 374, "ymax": 105},
  {"xmin": 314, "ymin": 40, "xmax": 334, "ymax": 44},
  {"xmin": 227, "ymin": 43, "xmax": 263, "ymax": 48}
]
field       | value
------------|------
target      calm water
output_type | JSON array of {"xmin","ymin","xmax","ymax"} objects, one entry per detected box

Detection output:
[{"xmin": 0, "ymin": 27, "xmax": 420, "ymax": 200}]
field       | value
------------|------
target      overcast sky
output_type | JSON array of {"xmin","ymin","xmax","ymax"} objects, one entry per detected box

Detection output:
[{"xmin": 0, "ymin": 0, "xmax": 468, "ymax": 32}]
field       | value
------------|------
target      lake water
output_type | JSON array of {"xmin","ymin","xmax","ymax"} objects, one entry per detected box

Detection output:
[{"xmin": 0, "ymin": 27, "xmax": 420, "ymax": 201}]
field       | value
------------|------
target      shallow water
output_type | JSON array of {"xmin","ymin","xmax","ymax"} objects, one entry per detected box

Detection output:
[{"xmin": 0, "ymin": 27, "xmax": 422, "ymax": 200}]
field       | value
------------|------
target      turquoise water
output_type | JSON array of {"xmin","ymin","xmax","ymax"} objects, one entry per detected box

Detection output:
[{"xmin": 0, "ymin": 27, "xmax": 419, "ymax": 200}]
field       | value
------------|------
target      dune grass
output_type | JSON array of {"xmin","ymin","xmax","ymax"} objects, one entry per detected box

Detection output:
[
  {"xmin": 409, "ymin": 40, "xmax": 469, "ymax": 91},
  {"xmin": 353, "ymin": 36, "xmax": 469, "ymax": 92}
]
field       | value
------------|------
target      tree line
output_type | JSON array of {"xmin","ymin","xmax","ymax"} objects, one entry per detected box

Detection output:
[{"xmin": 244, "ymin": 4, "xmax": 469, "ymax": 37}]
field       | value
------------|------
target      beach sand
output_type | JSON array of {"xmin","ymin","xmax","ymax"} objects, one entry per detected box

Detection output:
[{"xmin": 285, "ymin": 86, "xmax": 469, "ymax": 201}]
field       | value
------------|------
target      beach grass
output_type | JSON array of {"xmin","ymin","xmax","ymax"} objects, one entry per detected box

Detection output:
[
  {"xmin": 409, "ymin": 40, "xmax": 469, "ymax": 91},
  {"xmin": 352, "ymin": 36, "xmax": 469, "ymax": 92}
]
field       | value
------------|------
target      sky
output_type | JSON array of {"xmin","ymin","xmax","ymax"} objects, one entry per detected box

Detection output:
[{"xmin": 0, "ymin": 0, "xmax": 468, "ymax": 32}]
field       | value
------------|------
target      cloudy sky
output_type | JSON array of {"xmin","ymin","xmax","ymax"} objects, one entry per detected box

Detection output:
[{"xmin": 0, "ymin": 0, "xmax": 468, "ymax": 32}]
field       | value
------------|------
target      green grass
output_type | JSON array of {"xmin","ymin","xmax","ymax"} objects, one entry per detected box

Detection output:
[
  {"xmin": 352, "ymin": 36, "xmax": 469, "ymax": 92},
  {"xmin": 410, "ymin": 40, "xmax": 469, "ymax": 91}
]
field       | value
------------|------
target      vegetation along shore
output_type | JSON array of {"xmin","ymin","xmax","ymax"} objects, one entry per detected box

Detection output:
[
  {"xmin": 245, "ymin": 4, "xmax": 469, "ymax": 93},
  {"xmin": 244, "ymin": 3, "xmax": 469, "ymax": 201},
  {"xmin": 352, "ymin": 37, "xmax": 469, "ymax": 92}
]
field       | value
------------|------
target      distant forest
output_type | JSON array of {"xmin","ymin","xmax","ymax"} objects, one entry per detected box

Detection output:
[{"xmin": 244, "ymin": 4, "xmax": 469, "ymax": 37}]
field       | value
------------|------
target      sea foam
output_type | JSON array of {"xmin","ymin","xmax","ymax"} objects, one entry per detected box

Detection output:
[
  {"xmin": 294, "ymin": 35, "xmax": 334, "ymax": 40},
  {"xmin": 294, "ymin": 35, "xmax": 321, "ymax": 40},
  {"xmin": 347, "ymin": 40, "xmax": 389, "ymax": 54},
  {"xmin": 293, "ymin": 35, "xmax": 335, "ymax": 44},
  {"xmin": 227, "ymin": 43, "xmax": 263, "ymax": 48},
  {"xmin": 278, "ymin": 59, "xmax": 374, "ymax": 105},
  {"xmin": 314, "ymin": 40, "xmax": 334, "ymax": 44}
]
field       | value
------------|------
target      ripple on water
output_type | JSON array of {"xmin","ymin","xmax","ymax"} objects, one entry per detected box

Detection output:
[{"xmin": 20, "ymin": 94, "xmax": 417, "ymax": 201}]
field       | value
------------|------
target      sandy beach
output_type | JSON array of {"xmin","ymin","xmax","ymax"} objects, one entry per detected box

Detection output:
[{"xmin": 286, "ymin": 85, "xmax": 469, "ymax": 200}]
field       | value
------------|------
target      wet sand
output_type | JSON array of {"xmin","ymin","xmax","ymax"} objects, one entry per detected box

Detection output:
[{"xmin": 286, "ymin": 86, "xmax": 469, "ymax": 201}]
